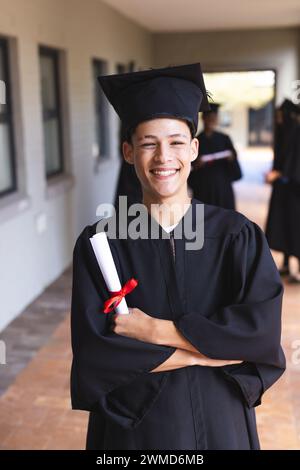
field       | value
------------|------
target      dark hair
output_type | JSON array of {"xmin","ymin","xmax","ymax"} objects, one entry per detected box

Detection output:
[
  {"xmin": 202, "ymin": 110, "xmax": 218, "ymax": 118},
  {"xmin": 124, "ymin": 118, "xmax": 195, "ymax": 144}
]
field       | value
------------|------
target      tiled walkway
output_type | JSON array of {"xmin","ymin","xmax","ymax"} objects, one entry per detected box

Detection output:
[
  {"xmin": 0, "ymin": 268, "xmax": 72, "ymax": 397},
  {"xmin": 0, "ymin": 317, "xmax": 87, "ymax": 450},
  {"xmin": 0, "ymin": 172, "xmax": 300, "ymax": 449}
]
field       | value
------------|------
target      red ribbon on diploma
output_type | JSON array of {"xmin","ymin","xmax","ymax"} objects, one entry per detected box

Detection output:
[{"xmin": 103, "ymin": 278, "xmax": 138, "ymax": 313}]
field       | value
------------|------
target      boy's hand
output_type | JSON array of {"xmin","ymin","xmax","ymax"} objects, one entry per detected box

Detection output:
[{"xmin": 110, "ymin": 307, "xmax": 156, "ymax": 343}]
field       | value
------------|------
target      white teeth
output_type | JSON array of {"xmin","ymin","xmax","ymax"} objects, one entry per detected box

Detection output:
[{"xmin": 152, "ymin": 169, "xmax": 178, "ymax": 176}]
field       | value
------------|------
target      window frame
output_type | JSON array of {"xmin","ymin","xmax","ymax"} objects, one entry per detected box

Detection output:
[
  {"xmin": 92, "ymin": 58, "xmax": 110, "ymax": 160},
  {"xmin": 0, "ymin": 36, "xmax": 17, "ymax": 198},
  {"xmin": 39, "ymin": 45, "xmax": 64, "ymax": 179}
]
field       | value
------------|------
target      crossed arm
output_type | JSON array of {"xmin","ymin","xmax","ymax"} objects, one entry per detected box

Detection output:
[{"xmin": 110, "ymin": 308, "xmax": 243, "ymax": 373}]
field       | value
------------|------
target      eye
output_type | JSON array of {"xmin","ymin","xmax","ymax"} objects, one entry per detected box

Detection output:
[
  {"xmin": 171, "ymin": 141, "xmax": 184, "ymax": 145},
  {"xmin": 141, "ymin": 142, "xmax": 156, "ymax": 148}
]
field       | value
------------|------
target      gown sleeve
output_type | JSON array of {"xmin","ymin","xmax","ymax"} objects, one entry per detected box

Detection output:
[
  {"xmin": 225, "ymin": 135, "xmax": 243, "ymax": 182},
  {"xmin": 173, "ymin": 220, "xmax": 286, "ymax": 408},
  {"xmin": 282, "ymin": 125, "xmax": 300, "ymax": 185},
  {"xmin": 70, "ymin": 225, "xmax": 177, "ymax": 429}
]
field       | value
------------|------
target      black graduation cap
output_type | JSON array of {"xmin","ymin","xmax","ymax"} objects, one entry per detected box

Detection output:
[
  {"xmin": 98, "ymin": 63, "xmax": 210, "ymax": 136},
  {"xmin": 279, "ymin": 99, "xmax": 300, "ymax": 115},
  {"xmin": 203, "ymin": 102, "xmax": 221, "ymax": 115}
]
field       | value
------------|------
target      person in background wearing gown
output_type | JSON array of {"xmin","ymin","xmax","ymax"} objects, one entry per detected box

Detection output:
[
  {"xmin": 188, "ymin": 103, "xmax": 242, "ymax": 210},
  {"xmin": 265, "ymin": 99, "xmax": 300, "ymax": 283},
  {"xmin": 70, "ymin": 64, "xmax": 285, "ymax": 450}
]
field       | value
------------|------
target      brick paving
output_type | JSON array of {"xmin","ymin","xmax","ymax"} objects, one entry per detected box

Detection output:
[
  {"xmin": 0, "ymin": 317, "xmax": 87, "ymax": 450},
  {"xmin": 0, "ymin": 268, "xmax": 72, "ymax": 397}
]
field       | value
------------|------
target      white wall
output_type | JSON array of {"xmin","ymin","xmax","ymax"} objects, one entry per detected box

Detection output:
[
  {"xmin": 0, "ymin": 0, "xmax": 152, "ymax": 331},
  {"xmin": 153, "ymin": 28, "xmax": 300, "ymax": 105},
  {"xmin": 221, "ymin": 105, "xmax": 249, "ymax": 149}
]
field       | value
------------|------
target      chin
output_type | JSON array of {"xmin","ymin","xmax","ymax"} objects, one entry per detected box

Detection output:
[{"xmin": 152, "ymin": 186, "xmax": 182, "ymax": 200}]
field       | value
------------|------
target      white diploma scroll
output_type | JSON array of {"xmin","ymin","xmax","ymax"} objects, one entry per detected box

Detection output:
[
  {"xmin": 90, "ymin": 232, "xmax": 129, "ymax": 314},
  {"xmin": 201, "ymin": 149, "xmax": 232, "ymax": 163}
]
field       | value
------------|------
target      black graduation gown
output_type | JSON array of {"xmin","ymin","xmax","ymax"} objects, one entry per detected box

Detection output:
[
  {"xmin": 188, "ymin": 131, "xmax": 242, "ymax": 210},
  {"xmin": 70, "ymin": 199, "xmax": 285, "ymax": 450},
  {"xmin": 266, "ymin": 122, "xmax": 300, "ymax": 258}
]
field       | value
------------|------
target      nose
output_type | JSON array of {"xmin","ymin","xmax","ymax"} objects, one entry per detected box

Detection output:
[{"xmin": 153, "ymin": 141, "xmax": 173, "ymax": 164}]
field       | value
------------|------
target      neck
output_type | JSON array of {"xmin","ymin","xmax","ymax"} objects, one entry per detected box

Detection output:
[
  {"xmin": 204, "ymin": 128, "xmax": 214, "ymax": 137},
  {"xmin": 142, "ymin": 188, "xmax": 192, "ymax": 227}
]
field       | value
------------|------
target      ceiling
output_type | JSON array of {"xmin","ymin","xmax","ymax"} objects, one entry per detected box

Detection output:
[{"xmin": 102, "ymin": 0, "xmax": 300, "ymax": 32}]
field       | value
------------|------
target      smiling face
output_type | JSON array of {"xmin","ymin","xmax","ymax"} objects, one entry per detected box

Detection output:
[{"xmin": 122, "ymin": 118, "xmax": 199, "ymax": 205}]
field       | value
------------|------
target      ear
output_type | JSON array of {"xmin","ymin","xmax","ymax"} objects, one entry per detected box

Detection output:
[
  {"xmin": 190, "ymin": 137, "xmax": 199, "ymax": 163},
  {"xmin": 122, "ymin": 141, "xmax": 134, "ymax": 165}
]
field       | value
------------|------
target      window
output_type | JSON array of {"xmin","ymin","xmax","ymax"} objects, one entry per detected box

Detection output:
[
  {"xmin": 92, "ymin": 59, "xmax": 110, "ymax": 158},
  {"xmin": 39, "ymin": 46, "xmax": 64, "ymax": 178},
  {"xmin": 115, "ymin": 64, "xmax": 126, "ymax": 156},
  {"xmin": 0, "ymin": 37, "xmax": 16, "ymax": 197},
  {"xmin": 116, "ymin": 63, "xmax": 126, "ymax": 75}
]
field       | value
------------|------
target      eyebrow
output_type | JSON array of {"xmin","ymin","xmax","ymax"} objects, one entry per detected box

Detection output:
[{"xmin": 137, "ymin": 133, "xmax": 188, "ymax": 141}]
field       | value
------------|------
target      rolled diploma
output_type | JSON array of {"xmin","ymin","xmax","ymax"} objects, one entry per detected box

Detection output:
[
  {"xmin": 201, "ymin": 150, "xmax": 232, "ymax": 163},
  {"xmin": 90, "ymin": 232, "xmax": 129, "ymax": 314}
]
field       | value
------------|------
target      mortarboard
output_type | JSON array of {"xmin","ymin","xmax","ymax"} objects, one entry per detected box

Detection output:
[
  {"xmin": 98, "ymin": 63, "xmax": 210, "ymax": 137},
  {"xmin": 203, "ymin": 102, "xmax": 221, "ymax": 116},
  {"xmin": 279, "ymin": 99, "xmax": 300, "ymax": 116}
]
